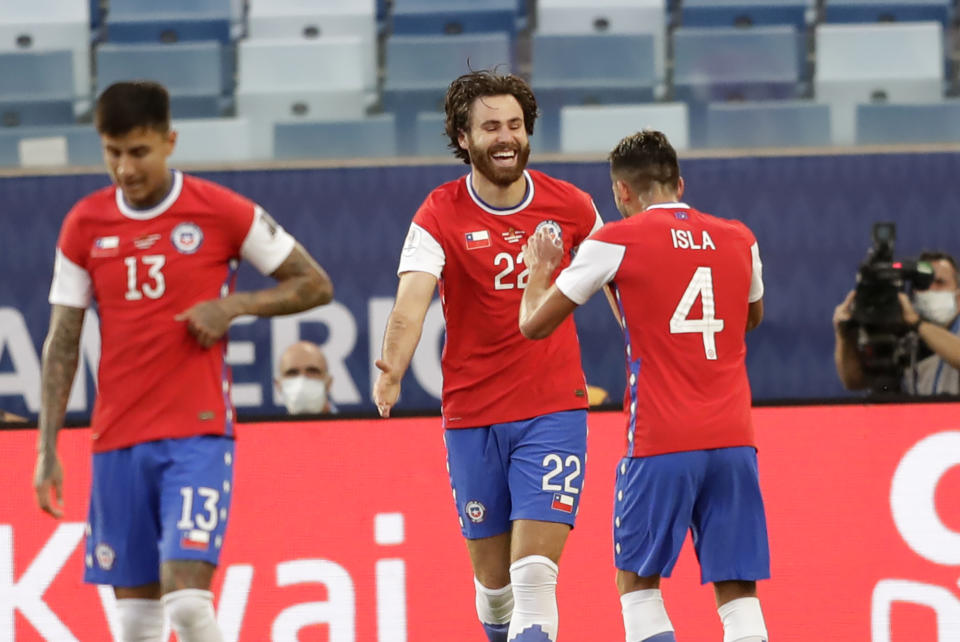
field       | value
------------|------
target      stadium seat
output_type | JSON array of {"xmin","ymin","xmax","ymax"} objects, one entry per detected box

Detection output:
[
  {"xmin": 96, "ymin": 42, "xmax": 226, "ymax": 118},
  {"xmin": 536, "ymin": 0, "xmax": 667, "ymax": 82},
  {"xmin": 0, "ymin": 51, "xmax": 75, "ymax": 126},
  {"xmin": 0, "ymin": 125, "xmax": 101, "ymax": 167},
  {"xmin": 247, "ymin": 0, "xmax": 376, "ymax": 91},
  {"xmin": 90, "ymin": 0, "xmax": 101, "ymax": 27},
  {"xmin": 815, "ymin": 22, "xmax": 943, "ymax": 144},
  {"xmin": 415, "ymin": 111, "xmax": 449, "ymax": 157},
  {"xmin": 169, "ymin": 118, "xmax": 254, "ymax": 163},
  {"xmin": 382, "ymin": 32, "xmax": 512, "ymax": 154},
  {"xmin": 274, "ymin": 115, "xmax": 397, "ymax": 159},
  {"xmin": 105, "ymin": 0, "xmax": 232, "ymax": 44},
  {"xmin": 681, "ymin": 0, "xmax": 810, "ymax": 29},
  {"xmin": 560, "ymin": 103, "xmax": 690, "ymax": 153},
  {"xmin": 824, "ymin": 0, "xmax": 951, "ymax": 27},
  {"xmin": 0, "ymin": 1, "xmax": 91, "ymax": 101},
  {"xmin": 856, "ymin": 101, "xmax": 960, "ymax": 144},
  {"xmin": 704, "ymin": 101, "xmax": 831, "ymax": 148},
  {"xmin": 532, "ymin": 33, "xmax": 656, "ymax": 152},
  {"xmin": 391, "ymin": 0, "xmax": 517, "ymax": 36}
]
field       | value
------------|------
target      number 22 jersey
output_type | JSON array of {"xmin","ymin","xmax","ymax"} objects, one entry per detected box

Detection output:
[
  {"xmin": 49, "ymin": 170, "xmax": 295, "ymax": 453},
  {"xmin": 398, "ymin": 169, "xmax": 603, "ymax": 429}
]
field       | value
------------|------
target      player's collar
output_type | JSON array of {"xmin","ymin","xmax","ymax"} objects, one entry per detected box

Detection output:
[
  {"xmin": 465, "ymin": 170, "xmax": 535, "ymax": 215},
  {"xmin": 115, "ymin": 170, "xmax": 183, "ymax": 220},
  {"xmin": 644, "ymin": 202, "xmax": 689, "ymax": 211}
]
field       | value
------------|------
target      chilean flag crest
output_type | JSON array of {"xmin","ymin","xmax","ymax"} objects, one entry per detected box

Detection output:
[{"xmin": 465, "ymin": 230, "xmax": 491, "ymax": 250}]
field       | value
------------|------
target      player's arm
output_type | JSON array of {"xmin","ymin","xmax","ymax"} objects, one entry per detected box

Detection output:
[
  {"xmin": 746, "ymin": 300, "xmax": 763, "ymax": 332},
  {"xmin": 35, "ymin": 304, "xmax": 86, "ymax": 518},
  {"xmin": 374, "ymin": 271, "xmax": 437, "ymax": 417},
  {"xmin": 520, "ymin": 228, "xmax": 580, "ymax": 339},
  {"xmin": 900, "ymin": 292, "xmax": 960, "ymax": 371},
  {"xmin": 833, "ymin": 290, "xmax": 866, "ymax": 390}
]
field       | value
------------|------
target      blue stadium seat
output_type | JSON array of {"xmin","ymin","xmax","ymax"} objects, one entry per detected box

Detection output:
[
  {"xmin": 105, "ymin": 0, "xmax": 232, "ymax": 44},
  {"xmin": 532, "ymin": 33, "xmax": 656, "ymax": 153},
  {"xmin": 383, "ymin": 33, "xmax": 512, "ymax": 154},
  {"xmin": 415, "ymin": 111, "xmax": 448, "ymax": 157},
  {"xmin": 96, "ymin": 42, "xmax": 225, "ymax": 118},
  {"xmin": 90, "ymin": 0, "xmax": 101, "ymax": 27},
  {"xmin": 274, "ymin": 115, "xmax": 397, "ymax": 159},
  {"xmin": 681, "ymin": 0, "xmax": 810, "ymax": 29},
  {"xmin": 824, "ymin": 0, "xmax": 951, "ymax": 27},
  {"xmin": 0, "ymin": 51, "xmax": 75, "ymax": 126},
  {"xmin": 391, "ymin": 0, "xmax": 517, "ymax": 35},
  {"xmin": 560, "ymin": 103, "xmax": 689, "ymax": 153},
  {"xmin": 170, "ymin": 118, "xmax": 254, "ymax": 163},
  {"xmin": 0, "ymin": 125, "xmax": 100, "ymax": 167},
  {"xmin": 705, "ymin": 101, "xmax": 831, "ymax": 148},
  {"xmin": 856, "ymin": 101, "xmax": 960, "ymax": 144}
]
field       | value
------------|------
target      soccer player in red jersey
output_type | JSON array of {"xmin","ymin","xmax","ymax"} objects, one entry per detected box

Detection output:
[
  {"xmin": 520, "ymin": 130, "xmax": 769, "ymax": 642},
  {"xmin": 34, "ymin": 81, "xmax": 333, "ymax": 642},
  {"xmin": 374, "ymin": 71, "xmax": 602, "ymax": 642}
]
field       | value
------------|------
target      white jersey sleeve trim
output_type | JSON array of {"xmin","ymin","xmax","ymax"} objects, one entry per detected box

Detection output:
[
  {"xmin": 241, "ymin": 206, "xmax": 297, "ymax": 276},
  {"xmin": 589, "ymin": 201, "xmax": 604, "ymax": 236},
  {"xmin": 555, "ymin": 239, "xmax": 626, "ymax": 305},
  {"xmin": 49, "ymin": 248, "xmax": 92, "ymax": 308},
  {"xmin": 749, "ymin": 241, "xmax": 764, "ymax": 303},
  {"xmin": 397, "ymin": 222, "xmax": 445, "ymax": 278}
]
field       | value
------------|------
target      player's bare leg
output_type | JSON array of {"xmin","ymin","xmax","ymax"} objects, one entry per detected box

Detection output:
[
  {"xmin": 504, "ymin": 519, "xmax": 570, "ymax": 641},
  {"xmin": 114, "ymin": 583, "xmax": 164, "ymax": 641},
  {"xmin": 160, "ymin": 560, "xmax": 223, "ymax": 642},
  {"xmin": 467, "ymin": 532, "xmax": 514, "ymax": 641},
  {"xmin": 616, "ymin": 571, "xmax": 675, "ymax": 642},
  {"xmin": 714, "ymin": 580, "xmax": 767, "ymax": 642}
]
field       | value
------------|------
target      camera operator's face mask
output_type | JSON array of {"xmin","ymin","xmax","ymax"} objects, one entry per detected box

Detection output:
[
  {"xmin": 280, "ymin": 376, "xmax": 328, "ymax": 414},
  {"xmin": 913, "ymin": 290, "xmax": 959, "ymax": 326}
]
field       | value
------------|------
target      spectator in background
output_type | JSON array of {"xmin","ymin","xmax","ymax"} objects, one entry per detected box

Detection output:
[
  {"xmin": 587, "ymin": 384, "xmax": 610, "ymax": 406},
  {"xmin": 275, "ymin": 340, "xmax": 337, "ymax": 414},
  {"xmin": 834, "ymin": 250, "xmax": 960, "ymax": 394}
]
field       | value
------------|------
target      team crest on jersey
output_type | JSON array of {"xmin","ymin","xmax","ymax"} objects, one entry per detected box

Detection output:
[
  {"xmin": 465, "ymin": 500, "xmax": 486, "ymax": 523},
  {"xmin": 171, "ymin": 222, "xmax": 204, "ymax": 254},
  {"xmin": 95, "ymin": 543, "xmax": 116, "ymax": 570},
  {"xmin": 534, "ymin": 220, "xmax": 562, "ymax": 244}
]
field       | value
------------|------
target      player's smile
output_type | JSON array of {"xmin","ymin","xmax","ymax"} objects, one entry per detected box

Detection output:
[{"xmin": 490, "ymin": 146, "xmax": 519, "ymax": 167}]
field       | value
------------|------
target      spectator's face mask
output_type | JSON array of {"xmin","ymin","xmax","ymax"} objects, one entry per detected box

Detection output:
[
  {"xmin": 280, "ymin": 376, "xmax": 327, "ymax": 414},
  {"xmin": 913, "ymin": 290, "xmax": 959, "ymax": 326}
]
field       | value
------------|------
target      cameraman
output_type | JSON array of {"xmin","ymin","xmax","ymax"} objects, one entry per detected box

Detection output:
[{"xmin": 834, "ymin": 251, "xmax": 960, "ymax": 394}]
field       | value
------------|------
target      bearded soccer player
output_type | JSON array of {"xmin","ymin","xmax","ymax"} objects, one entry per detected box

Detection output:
[
  {"xmin": 373, "ymin": 71, "xmax": 603, "ymax": 642},
  {"xmin": 34, "ymin": 81, "xmax": 333, "ymax": 642},
  {"xmin": 520, "ymin": 130, "xmax": 770, "ymax": 642}
]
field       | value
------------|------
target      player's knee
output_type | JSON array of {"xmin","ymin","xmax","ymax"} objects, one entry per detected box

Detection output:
[
  {"xmin": 475, "ymin": 576, "xmax": 513, "ymax": 624},
  {"xmin": 509, "ymin": 555, "xmax": 558, "ymax": 594},
  {"xmin": 116, "ymin": 598, "xmax": 164, "ymax": 642},
  {"xmin": 718, "ymin": 596, "xmax": 767, "ymax": 642},
  {"xmin": 163, "ymin": 589, "xmax": 219, "ymax": 638}
]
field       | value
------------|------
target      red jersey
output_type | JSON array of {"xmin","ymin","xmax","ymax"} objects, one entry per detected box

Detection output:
[
  {"xmin": 49, "ymin": 170, "xmax": 295, "ymax": 452},
  {"xmin": 555, "ymin": 203, "xmax": 764, "ymax": 457},
  {"xmin": 398, "ymin": 169, "xmax": 602, "ymax": 428}
]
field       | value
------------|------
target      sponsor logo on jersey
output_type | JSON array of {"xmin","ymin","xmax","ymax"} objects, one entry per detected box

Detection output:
[
  {"xmin": 95, "ymin": 543, "xmax": 115, "ymax": 570},
  {"xmin": 181, "ymin": 529, "xmax": 211, "ymax": 551},
  {"xmin": 465, "ymin": 500, "xmax": 486, "ymax": 523},
  {"xmin": 502, "ymin": 228, "xmax": 525, "ymax": 244},
  {"xmin": 133, "ymin": 233, "xmax": 161, "ymax": 250},
  {"xmin": 465, "ymin": 230, "xmax": 490, "ymax": 250},
  {"xmin": 91, "ymin": 236, "xmax": 120, "ymax": 257},
  {"xmin": 551, "ymin": 493, "xmax": 574, "ymax": 513},
  {"xmin": 171, "ymin": 222, "xmax": 204, "ymax": 254},
  {"xmin": 259, "ymin": 210, "xmax": 279, "ymax": 238},
  {"xmin": 534, "ymin": 220, "xmax": 562, "ymax": 244}
]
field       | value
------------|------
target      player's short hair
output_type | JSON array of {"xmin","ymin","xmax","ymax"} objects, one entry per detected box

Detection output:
[
  {"xmin": 444, "ymin": 70, "xmax": 538, "ymax": 164},
  {"xmin": 919, "ymin": 250, "xmax": 960, "ymax": 286},
  {"xmin": 94, "ymin": 81, "xmax": 171, "ymax": 137},
  {"xmin": 609, "ymin": 130, "xmax": 680, "ymax": 194}
]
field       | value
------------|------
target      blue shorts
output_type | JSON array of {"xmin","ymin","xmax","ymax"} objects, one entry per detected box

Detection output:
[
  {"xmin": 444, "ymin": 409, "xmax": 588, "ymax": 539},
  {"xmin": 613, "ymin": 447, "xmax": 770, "ymax": 584},
  {"xmin": 84, "ymin": 435, "xmax": 235, "ymax": 587}
]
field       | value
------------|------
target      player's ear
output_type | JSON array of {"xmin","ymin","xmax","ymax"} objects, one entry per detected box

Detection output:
[
  {"xmin": 614, "ymin": 179, "xmax": 631, "ymax": 205},
  {"xmin": 165, "ymin": 129, "xmax": 178, "ymax": 156},
  {"xmin": 457, "ymin": 129, "xmax": 469, "ymax": 151},
  {"xmin": 676, "ymin": 176, "xmax": 685, "ymax": 200}
]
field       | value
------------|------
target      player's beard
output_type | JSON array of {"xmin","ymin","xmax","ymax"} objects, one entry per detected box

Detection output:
[{"xmin": 469, "ymin": 140, "xmax": 530, "ymax": 188}]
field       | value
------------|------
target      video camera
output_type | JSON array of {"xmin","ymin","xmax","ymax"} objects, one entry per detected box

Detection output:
[{"xmin": 848, "ymin": 222, "xmax": 933, "ymax": 392}]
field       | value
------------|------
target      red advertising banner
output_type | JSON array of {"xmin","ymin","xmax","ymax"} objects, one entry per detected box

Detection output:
[{"xmin": 2, "ymin": 403, "xmax": 960, "ymax": 641}]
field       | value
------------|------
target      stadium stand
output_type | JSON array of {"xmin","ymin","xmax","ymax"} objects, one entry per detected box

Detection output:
[
  {"xmin": 0, "ymin": 125, "xmax": 100, "ymax": 167},
  {"xmin": 391, "ymin": 0, "xmax": 518, "ymax": 35},
  {"xmin": 856, "ymin": 101, "xmax": 960, "ymax": 144},
  {"xmin": 560, "ymin": 102, "xmax": 690, "ymax": 153},
  {"xmin": 415, "ymin": 111, "xmax": 449, "ymax": 157},
  {"xmin": 0, "ymin": 51, "xmax": 75, "ymax": 127},
  {"xmin": 823, "ymin": 0, "xmax": 952, "ymax": 27},
  {"xmin": 105, "ymin": 0, "xmax": 233, "ymax": 43},
  {"xmin": 169, "ymin": 118, "xmax": 253, "ymax": 164},
  {"xmin": 681, "ymin": 0, "xmax": 811, "ymax": 29},
  {"xmin": 274, "ymin": 115, "xmax": 398, "ymax": 159},
  {"xmin": 705, "ymin": 101, "xmax": 832, "ymax": 148}
]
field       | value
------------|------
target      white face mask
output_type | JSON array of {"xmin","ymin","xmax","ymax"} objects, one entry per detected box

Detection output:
[
  {"xmin": 279, "ymin": 376, "xmax": 328, "ymax": 415},
  {"xmin": 913, "ymin": 290, "xmax": 959, "ymax": 327}
]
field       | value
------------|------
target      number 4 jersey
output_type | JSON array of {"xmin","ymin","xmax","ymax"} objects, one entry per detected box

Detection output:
[
  {"xmin": 555, "ymin": 202, "xmax": 764, "ymax": 457},
  {"xmin": 49, "ymin": 170, "xmax": 295, "ymax": 453},
  {"xmin": 398, "ymin": 169, "xmax": 603, "ymax": 429}
]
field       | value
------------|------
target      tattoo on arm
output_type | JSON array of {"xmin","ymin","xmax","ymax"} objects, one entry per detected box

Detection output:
[
  {"xmin": 230, "ymin": 243, "xmax": 333, "ymax": 318},
  {"xmin": 38, "ymin": 305, "xmax": 85, "ymax": 452}
]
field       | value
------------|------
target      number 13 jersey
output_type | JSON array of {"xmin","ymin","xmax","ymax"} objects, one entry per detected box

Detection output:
[{"xmin": 398, "ymin": 169, "xmax": 602, "ymax": 429}]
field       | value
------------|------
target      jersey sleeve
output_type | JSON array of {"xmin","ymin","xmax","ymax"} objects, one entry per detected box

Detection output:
[
  {"xmin": 49, "ymin": 206, "xmax": 93, "ymax": 308},
  {"xmin": 240, "ymin": 205, "xmax": 297, "ymax": 276},
  {"xmin": 397, "ymin": 222, "xmax": 445, "ymax": 278},
  {"xmin": 749, "ymin": 241, "xmax": 764, "ymax": 303},
  {"xmin": 555, "ymin": 238, "xmax": 626, "ymax": 305}
]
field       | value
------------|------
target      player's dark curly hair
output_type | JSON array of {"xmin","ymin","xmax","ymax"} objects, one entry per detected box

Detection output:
[
  {"xmin": 444, "ymin": 70, "xmax": 538, "ymax": 164},
  {"xmin": 95, "ymin": 81, "xmax": 170, "ymax": 137},
  {"xmin": 609, "ymin": 130, "xmax": 680, "ymax": 194}
]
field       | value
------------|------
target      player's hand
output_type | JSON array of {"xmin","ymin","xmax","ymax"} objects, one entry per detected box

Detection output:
[
  {"xmin": 373, "ymin": 360, "xmax": 401, "ymax": 418},
  {"xmin": 175, "ymin": 299, "xmax": 233, "ymax": 348},
  {"xmin": 833, "ymin": 290, "xmax": 855, "ymax": 333},
  {"xmin": 33, "ymin": 450, "xmax": 64, "ymax": 519},
  {"xmin": 898, "ymin": 292, "xmax": 921, "ymax": 327},
  {"xmin": 522, "ymin": 228, "xmax": 564, "ymax": 275}
]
